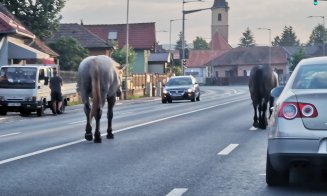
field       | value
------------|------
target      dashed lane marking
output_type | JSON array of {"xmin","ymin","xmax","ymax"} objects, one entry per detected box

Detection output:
[
  {"xmin": 0, "ymin": 132, "xmax": 22, "ymax": 138},
  {"xmin": 218, "ymin": 144, "xmax": 239, "ymax": 155},
  {"xmin": 166, "ymin": 188, "xmax": 188, "ymax": 196}
]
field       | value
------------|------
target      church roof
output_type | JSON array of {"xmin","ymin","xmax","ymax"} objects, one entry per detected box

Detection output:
[
  {"xmin": 212, "ymin": 0, "xmax": 229, "ymax": 9},
  {"xmin": 211, "ymin": 32, "xmax": 231, "ymax": 50}
]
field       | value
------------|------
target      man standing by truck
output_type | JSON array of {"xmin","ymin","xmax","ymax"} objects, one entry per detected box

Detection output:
[{"xmin": 49, "ymin": 69, "xmax": 63, "ymax": 115}]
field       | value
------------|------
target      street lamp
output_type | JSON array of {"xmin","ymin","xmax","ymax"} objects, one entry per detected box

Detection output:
[
  {"xmin": 125, "ymin": 0, "xmax": 129, "ymax": 100},
  {"xmin": 182, "ymin": 0, "xmax": 205, "ymax": 75},
  {"xmin": 169, "ymin": 19, "xmax": 183, "ymax": 51},
  {"xmin": 258, "ymin": 27, "xmax": 272, "ymax": 67},
  {"xmin": 308, "ymin": 15, "xmax": 325, "ymax": 56}
]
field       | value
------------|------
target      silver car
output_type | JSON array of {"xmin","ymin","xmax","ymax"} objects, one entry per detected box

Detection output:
[
  {"xmin": 267, "ymin": 56, "xmax": 327, "ymax": 186},
  {"xmin": 162, "ymin": 75, "xmax": 200, "ymax": 103}
]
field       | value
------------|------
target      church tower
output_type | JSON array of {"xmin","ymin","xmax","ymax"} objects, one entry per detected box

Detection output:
[{"xmin": 211, "ymin": 0, "xmax": 229, "ymax": 43}]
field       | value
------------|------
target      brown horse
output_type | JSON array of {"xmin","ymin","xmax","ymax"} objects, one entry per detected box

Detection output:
[
  {"xmin": 77, "ymin": 55, "xmax": 121, "ymax": 143},
  {"xmin": 248, "ymin": 65, "xmax": 278, "ymax": 129}
]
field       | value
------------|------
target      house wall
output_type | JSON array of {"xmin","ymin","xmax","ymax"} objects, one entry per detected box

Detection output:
[
  {"xmin": 148, "ymin": 63, "xmax": 164, "ymax": 74},
  {"xmin": 184, "ymin": 67, "xmax": 206, "ymax": 84},
  {"xmin": 89, "ymin": 49, "xmax": 110, "ymax": 56}
]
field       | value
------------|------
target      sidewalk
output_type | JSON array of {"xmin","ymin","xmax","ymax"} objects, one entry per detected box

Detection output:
[{"xmin": 116, "ymin": 96, "xmax": 161, "ymax": 105}]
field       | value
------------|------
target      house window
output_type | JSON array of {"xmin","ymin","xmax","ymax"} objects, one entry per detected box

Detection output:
[
  {"xmin": 218, "ymin": 13, "xmax": 222, "ymax": 21},
  {"xmin": 215, "ymin": 71, "xmax": 219, "ymax": 78},
  {"xmin": 108, "ymin": 32, "xmax": 118, "ymax": 41}
]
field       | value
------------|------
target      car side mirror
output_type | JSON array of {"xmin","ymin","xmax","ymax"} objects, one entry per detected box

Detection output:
[{"xmin": 271, "ymin": 86, "xmax": 284, "ymax": 98}]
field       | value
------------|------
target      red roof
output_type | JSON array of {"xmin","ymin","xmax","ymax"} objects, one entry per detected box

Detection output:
[
  {"xmin": 84, "ymin": 23, "xmax": 156, "ymax": 50},
  {"xmin": 211, "ymin": 32, "xmax": 231, "ymax": 50},
  {"xmin": 0, "ymin": 12, "xmax": 34, "ymax": 38},
  {"xmin": 186, "ymin": 49, "xmax": 230, "ymax": 68}
]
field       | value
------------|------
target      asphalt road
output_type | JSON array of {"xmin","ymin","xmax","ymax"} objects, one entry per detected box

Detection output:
[{"xmin": 0, "ymin": 86, "xmax": 327, "ymax": 196}]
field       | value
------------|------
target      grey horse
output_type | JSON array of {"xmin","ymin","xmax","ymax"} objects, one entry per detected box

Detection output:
[{"xmin": 77, "ymin": 55, "xmax": 121, "ymax": 143}]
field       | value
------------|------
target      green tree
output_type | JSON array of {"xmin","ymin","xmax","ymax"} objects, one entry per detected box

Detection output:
[
  {"xmin": 290, "ymin": 47, "xmax": 305, "ymax": 71},
  {"xmin": 48, "ymin": 37, "xmax": 89, "ymax": 71},
  {"xmin": 272, "ymin": 26, "xmax": 300, "ymax": 46},
  {"xmin": 307, "ymin": 24, "xmax": 326, "ymax": 46},
  {"xmin": 1, "ymin": 0, "xmax": 66, "ymax": 40},
  {"xmin": 238, "ymin": 27, "xmax": 256, "ymax": 47},
  {"xmin": 193, "ymin": 36, "xmax": 209, "ymax": 50},
  {"xmin": 175, "ymin": 31, "xmax": 188, "ymax": 51},
  {"xmin": 111, "ymin": 43, "xmax": 136, "ymax": 74}
]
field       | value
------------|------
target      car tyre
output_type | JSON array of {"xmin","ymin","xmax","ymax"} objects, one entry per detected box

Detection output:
[
  {"xmin": 0, "ymin": 109, "xmax": 7, "ymax": 116},
  {"xmin": 266, "ymin": 152, "xmax": 289, "ymax": 186},
  {"xmin": 162, "ymin": 98, "xmax": 167, "ymax": 104},
  {"xmin": 37, "ymin": 104, "xmax": 44, "ymax": 117}
]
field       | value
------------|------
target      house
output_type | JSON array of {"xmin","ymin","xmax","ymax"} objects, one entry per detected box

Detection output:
[
  {"xmin": 0, "ymin": 4, "xmax": 57, "ymax": 67},
  {"xmin": 148, "ymin": 52, "xmax": 173, "ymax": 74},
  {"xmin": 207, "ymin": 46, "xmax": 288, "ymax": 85},
  {"xmin": 84, "ymin": 23, "xmax": 156, "ymax": 74},
  {"xmin": 184, "ymin": 50, "xmax": 229, "ymax": 84},
  {"xmin": 46, "ymin": 23, "xmax": 112, "ymax": 56}
]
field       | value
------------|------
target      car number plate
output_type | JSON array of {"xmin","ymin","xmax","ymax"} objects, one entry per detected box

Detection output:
[
  {"xmin": 8, "ymin": 103, "xmax": 21, "ymax": 106},
  {"xmin": 171, "ymin": 93, "xmax": 181, "ymax": 96}
]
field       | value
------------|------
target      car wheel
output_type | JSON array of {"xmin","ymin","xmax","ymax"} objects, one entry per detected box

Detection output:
[
  {"xmin": 162, "ymin": 98, "xmax": 167, "ymax": 104},
  {"xmin": 0, "ymin": 109, "xmax": 7, "ymax": 116},
  {"xmin": 266, "ymin": 152, "xmax": 289, "ymax": 186},
  {"xmin": 37, "ymin": 104, "xmax": 44, "ymax": 117}
]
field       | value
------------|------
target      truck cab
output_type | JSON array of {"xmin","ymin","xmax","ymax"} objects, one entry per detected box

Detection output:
[{"xmin": 0, "ymin": 64, "xmax": 67, "ymax": 116}]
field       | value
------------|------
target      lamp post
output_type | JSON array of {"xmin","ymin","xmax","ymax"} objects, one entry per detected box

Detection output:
[
  {"xmin": 182, "ymin": 0, "xmax": 204, "ymax": 75},
  {"xmin": 169, "ymin": 19, "xmax": 183, "ymax": 51},
  {"xmin": 125, "ymin": 0, "xmax": 129, "ymax": 100},
  {"xmin": 308, "ymin": 15, "xmax": 325, "ymax": 56},
  {"xmin": 258, "ymin": 27, "xmax": 272, "ymax": 67}
]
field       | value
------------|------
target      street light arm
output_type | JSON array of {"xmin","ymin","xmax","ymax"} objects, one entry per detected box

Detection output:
[{"xmin": 183, "ymin": 8, "xmax": 211, "ymax": 15}]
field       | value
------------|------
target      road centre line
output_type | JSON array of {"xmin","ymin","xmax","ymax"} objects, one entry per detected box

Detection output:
[
  {"xmin": 218, "ymin": 144, "xmax": 239, "ymax": 155},
  {"xmin": 0, "ymin": 97, "xmax": 248, "ymax": 166},
  {"xmin": 166, "ymin": 188, "xmax": 188, "ymax": 196},
  {"xmin": 0, "ymin": 132, "xmax": 21, "ymax": 138}
]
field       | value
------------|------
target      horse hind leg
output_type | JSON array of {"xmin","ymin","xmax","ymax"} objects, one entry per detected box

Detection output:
[
  {"xmin": 84, "ymin": 102, "xmax": 93, "ymax": 141},
  {"xmin": 106, "ymin": 96, "xmax": 115, "ymax": 139},
  {"xmin": 93, "ymin": 108, "xmax": 102, "ymax": 143},
  {"xmin": 252, "ymin": 102, "xmax": 259, "ymax": 128}
]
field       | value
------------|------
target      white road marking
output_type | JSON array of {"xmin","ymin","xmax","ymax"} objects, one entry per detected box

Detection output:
[
  {"xmin": 0, "ymin": 132, "xmax": 21, "ymax": 138},
  {"xmin": 0, "ymin": 97, "xmax": 248, "ymax": 166},
  {"xmin": 218, "ymin": 144, "xmax": 239, "ymax": 155},
  {"xmin": 166, "ymin": 188, "xmax": 188, "ymax": 196},
  {"xmin": 68, "ymin": 120, "xmax": 86, "ymax": 125}
]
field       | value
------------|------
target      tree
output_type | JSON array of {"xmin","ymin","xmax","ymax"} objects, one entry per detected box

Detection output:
[
  {"xmin": 175, "ymin": 31, "xmax": 188, "ymax": 51},
  {"xmin": 48, "ymin": 37, "xmax": 89, "ymax": 71},
  {"xmin": 238, "ymin": 27, "xmax": 256, "ymax": 47},
  {"xmin": 1, "ymin": 0, "xmax": 66, "ymax": 40},
  {"xmin": 193, "ymin": 36, "xmax": 209, "ymax": 50},
  {"xmin": 272, "ymin": 26, "xmax": 300, "ymax": 46},
  {"xmin": 111, "ymin": 43, "xmax": 136, "ymax": 74},
  {"xmin": 290, "ymin": 47, "xmax": 305, "ymax": 71},
  {"xmin": 307, "ymin": 24, "xmax": 326, "ymax": 46}
]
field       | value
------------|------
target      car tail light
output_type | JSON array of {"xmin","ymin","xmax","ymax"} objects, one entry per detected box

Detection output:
[{"xmin": 278, "ymin": 102, "xmax": 318, "ymax": 120}]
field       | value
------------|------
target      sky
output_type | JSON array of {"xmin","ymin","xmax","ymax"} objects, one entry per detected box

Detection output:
[{"xmin": 61, "ymin": 0, "xmax": 327, "ymax": 47}]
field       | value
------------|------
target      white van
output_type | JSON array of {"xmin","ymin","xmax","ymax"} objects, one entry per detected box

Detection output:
[{"xmin": 0, "ymin": 64, "xmax": 68, "ymax": 116}]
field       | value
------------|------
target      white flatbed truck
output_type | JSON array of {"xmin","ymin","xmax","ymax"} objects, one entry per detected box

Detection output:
[{"xmin": 0, "ymin": 64, "xmax": 69, "ymax": 116}]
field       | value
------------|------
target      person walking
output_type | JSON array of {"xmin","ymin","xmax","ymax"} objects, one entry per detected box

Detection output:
[{"xmin": 49, "ymin": 69, "xmax": 63, "ymax": 115}]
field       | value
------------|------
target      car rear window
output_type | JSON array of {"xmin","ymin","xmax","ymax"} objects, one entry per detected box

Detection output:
[{"xmin": 293, "ymin": 64, "xmax": 327, "ymax": 89}]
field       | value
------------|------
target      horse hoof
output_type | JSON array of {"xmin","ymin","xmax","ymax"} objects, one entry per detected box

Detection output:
[
  {"xmin": 106, "ymin": 133, "xmax": 114, "ymax": 139},
  {"xmin": 85, "ymin": 133, "xmax": 93, "ymax": 141},
  {"xmin": 94, "ymin": 137, "xmax": 102, "ymax": 143},
  {"xmin": 253, "ymin": 122, "xmax": 259, "ymax": 128}
]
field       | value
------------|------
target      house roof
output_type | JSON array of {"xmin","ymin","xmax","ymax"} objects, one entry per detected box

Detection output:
[
  {"xmin": 47, "ymin": 23, "xmax": 110, "ymax": 49},
  {"xmin": 283, "ymin": 46, "xmax": 327, "ymax": 57},
  {"xmin": 84, "ymin": 22, "xmax": 156, "ymax": 50},
  {"xmin": 186, "ymin": 49, "xmax": 230, "ymax": 68},
  {"xmin": 148, "ymin": 53, "xmax": 171, "ymax": 62},
  {"xmin": 31, "ymin": 38, "xmax": 59, "ymax": 57},
  {"xmin": 0, "ymin": 10, "xmax": 34, "ymax": 39},
  {"xmin": 211, "ymin": 32, "xmax": 232, "ymax": 50},
  {"xmin": 209, "ymin": 46, "xmax": 287, "ymax": 66}
]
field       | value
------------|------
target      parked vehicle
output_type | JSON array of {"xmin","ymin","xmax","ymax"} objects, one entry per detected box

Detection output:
[
  {"xmin": 162, "ymin": 75, "xmax": 200, "ymax": 103},
  {"xmin": 0, "ymin": 64, "xmax": 69, "ymax": 116},
  {"xmin": 267, "ymin": 56, "xmax": 327, "ymax": 186}
]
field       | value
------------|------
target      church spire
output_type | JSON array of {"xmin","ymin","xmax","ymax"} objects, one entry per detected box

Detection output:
[{"xmin": 212, "ymin": 0, "xmax": 229, "ymax": 9}]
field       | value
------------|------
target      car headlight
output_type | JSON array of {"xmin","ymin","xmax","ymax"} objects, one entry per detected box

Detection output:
[
  {"xmin": 187, "ymin": 88, "xmax": 193, "ymax": 93},
  {"xmin": 163, "ymin": 89, "xmax": 168, "ymax": 94}
]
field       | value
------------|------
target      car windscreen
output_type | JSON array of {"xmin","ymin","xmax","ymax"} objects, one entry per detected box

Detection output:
[
  {"xmin": 166, "ymin": 77, "xmax": 192, "ymax": 86},
  {"xmin": 0, "ymin": 67, "xmax": 37, "ymax": 89},
  {"xmin": 292, "ymin": 64, "xmax": 327, "ymax": 89}
]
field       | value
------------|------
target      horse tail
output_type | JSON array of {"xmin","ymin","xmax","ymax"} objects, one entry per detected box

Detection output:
[{"xmin": 90, "ymin": 64, "xmax": 101, "ymax": 120}]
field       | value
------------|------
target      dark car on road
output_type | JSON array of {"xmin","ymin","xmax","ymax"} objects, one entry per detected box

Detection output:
[{"xmin": 162, "ymin": 75, "xmax": 200, "ymax": 103}]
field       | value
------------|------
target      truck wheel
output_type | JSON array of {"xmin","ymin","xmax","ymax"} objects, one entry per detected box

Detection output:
[
  {"xmin": 37, "ymin": 105, "xmax": 44, "ymax": 117},
  {"xmin": 0, "ymin": 110, "xmax": 7, "ymax": 115}
]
